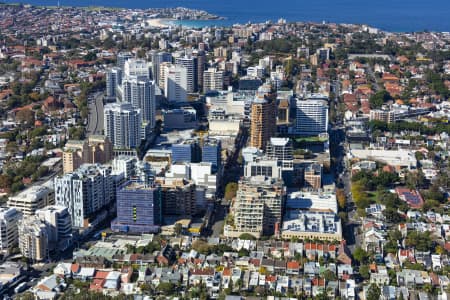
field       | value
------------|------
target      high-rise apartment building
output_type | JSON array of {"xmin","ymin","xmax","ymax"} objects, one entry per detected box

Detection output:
[
  {"xmin": 225, "ymin": 176, "xmax": 285, "ymax": 238},
  {"xmin": 117, "ymin": 52, "xmax": 133, "ymax": 71},
  {"xmin": 104, "ymin": 103, "xmax": 141, "ymax": 149},
  {"xmin": 203, "ymin": 68, "xmax": 224, "ymax": 93},
  {"xmin": 0, "ymin": 207, "xmax": 22, "ymax": 252},
  {"xmin": 106, "ymin": 67, "xmax": 122, "ymax": 100},
  {"xmin": 63, "ymin": 135, "xmax": 113, "ymax": 174},
  {"xmin": 175, "ymin": 56, "xmax": 196, "ymax": 93},
  {"xmin": 111, "ymin": 181, "xmax": 161, "ymax": 233},
  {"xmin": 156, "ymin": 178, "xmax": 197, "ymax": 217},
  {"xmin": 54, "ymin": 164, "xmax": 114, "ymax": 229},
  {"xmin": 18, "ymin": 216, "xmax": 48, "ymax": 262},
  {"xmin": 295, "ymin": 98, "xmax": 328, "ymax": 136},
  {"xmin": 194, "ymin": 50, "xmax": 206, "ymax": 92},
  {"xmin": 123, "ymin": 59, "xmax": 152, "ymax": 79},
  {"xmin": 122, "ymin": 76, "xmax": 156, "ymax": 127},
  {"xmin": 151, "ymin": 51, "xmax": 172, "ymax": 86},
  {"xmin": 250, "ymin": 98, "xmax": 276, "ymax": 150},
  {"xmin": 36, "ymin": 205, "xmax": 72, "ymax": 251},
  {"xmin": 164, "ymin": 64, "xmax": 188, "ymax": 103}
]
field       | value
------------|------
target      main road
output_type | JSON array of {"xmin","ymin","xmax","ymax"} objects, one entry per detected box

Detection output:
[{"xmin": 86, "ymin": 92, "xmax": 104, "ymax": 136}]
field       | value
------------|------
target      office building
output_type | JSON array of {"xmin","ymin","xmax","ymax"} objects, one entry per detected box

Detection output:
[
  {"xmin": 111, "ymin": 181, "xmax": 161, "ymax": 233},
  {"xmin": 106, "ymin": 67, "xmax": 122, "ymax": 100},
  {"xmin": 250, "ymin": 98, "xmax": 276, "ymax": 149},
  {"xmin": 104, "ymin": 103, "xmax": 141, "ymax": 149},
  {"xmin": 54, "ymin": 164, "xmax": 114, "ymax": 229},
  {"xmin": 295, "ymin": 98, "xmax": 328, "ymax": 136},
  {"xmin": 244, "ymin": 158, "xmax": 281, "ymax": 179},
  {"xmin": 304, "ymin": 163, "xmax": 322, "ymax": 190},
  {"xmin": 63, "ymin": 136, "xmax": 113, "ymax": 174},
  {"xmin": 171, "ymin": 140, "xmax": 201, "ymax": 163},
  {"xmin": 156, "ymin": 178, "xmax": 197, "ymax": 217},
  {"xmin": 122, "ymin": 76, "xmax": 156, "ymax": 127},
  {"xmin": 175, "ymin": 56, "xmax": 196, "ymax": 92},
  {"xmin": 151, "ymin": 51, "xmax": 172, "ymax": 86},
  {"xmin": 36, "ymin": 206, "xmax": 72, "ymax": 251},
  {"xmin": 266, "ymin": 137, "xmax": 294, "ymax": 170},
  {"xmin": 18, "ymin": 217, "xmax": 48, "ymax": 262},
  {"xmin": 163, "ymin": 108, "xmax": 198, "ymax": 130},
  {"xmin": 0, "ymin": 208, "xmax": 22, "ymax": 252},
  {"xmin": 224, "ymin": 176, "xmax": 285, "ymax": 238},
  {"xmin": 8, "ymin": 186, "xmax": 53, "ymax": 216},
  {"xmin": 203, "ymin": 68, "xmax": 224, "ymax": 93},
  {"xmin": 164, "ymin": 64, "xmax": 188, "ymax": 103},
  {"xmin": 117, "ymin": 52, "xmax": 133, "ymax": 71},
  {"xmin": 201, "ymin": 138, "xmax": 221, "ymax": 173}
]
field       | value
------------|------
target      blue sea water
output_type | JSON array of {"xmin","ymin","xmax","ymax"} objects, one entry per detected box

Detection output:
[{"xmin": 2, "ymin": 0, "xmax": 450, "ymax": 32}]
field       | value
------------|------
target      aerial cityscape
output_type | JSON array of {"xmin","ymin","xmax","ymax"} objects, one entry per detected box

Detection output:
[{"xmin": 0, "ymin": 1, "xmax": 450, "ymax": 300}]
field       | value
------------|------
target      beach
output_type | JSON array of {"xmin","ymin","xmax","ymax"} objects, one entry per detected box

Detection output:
[{"xmin": 146, "ymin": 18, "xmax": 174, "ymax": 28}]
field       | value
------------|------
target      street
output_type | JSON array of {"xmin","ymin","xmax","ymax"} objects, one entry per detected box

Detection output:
[{"xmin": 86, "ymin": 92, "xmax": 104, "ymax": 136}]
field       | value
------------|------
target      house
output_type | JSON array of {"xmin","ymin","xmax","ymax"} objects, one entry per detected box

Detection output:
[
  {"xmin": 120, "ymin": 266, "xmax": 133, "ymax": 284},
  {"xmin": 305, "ymin": 243, "xmax": 318, "ymax": 259},
  {"xmin": 337, "ymin": 240, "xmax": 352, "ymax": 265},
  {"xmin": 286, "ymin": 261, "xmax": 300, "ymax": 275},
  {"xmin": 397, "ymin": 269, "xmax": 431, "ymax": 288},
  {"xmin": 370, "ymin": 266, "xmax": 390, "ymax": 285},
  {"xmin": 341, "ymin": 279, "xmax": 356, "ymax": 300},
  {"xmin": 53, "ymin": 263, "xmax": 72, "ymax": 277},
  {"xmin": 104, "ymin": 271, "xmax": 121, "ymax": 290},
  {"xmin": 157, "ymin": 245, "xmax": 176, "ymax": 265},
  {"xmin": 364, "ymin": 228, "xmax": 386, "ymax": 253},
  {"xmin": 265, "ymin": 275, "xmax": 277, "ymax": 290},
  {"xmin": 398, "ymin": 249, "xmax": 415, "ymax": 266},
  {"xmin": 303, "ymin": 278, "xmax": 312, "ymax": 297},
  {"xmin": 231, "ymin": 268, "xmax": 242, "ymax": 283},
  {"xmin": 384, "ymin": 253, "xmax": 400, "ymax": 269},
  {"xmin": 261, "ymin": 258, "xmax": 275, "ymax": 273},
  {"xmin": 34, "ymin": 274, "xmax": 66, "ymax": 300},
  {"xmin": 396, "ymin": 187, "xmax": 424, "ymax": 209},
  {"xmin": 432, "ymin": 254, "xmax": 442, "ymax": 271},
  {"xmin": 304, "ymin": 262, "xmax": 320, "ymax": 276},
  {"xmin": 276, "ymin": 275, "xmax": 289, "ymax": 294},
  {"xmin": 273, "ymin": 260, "xmax": 286, "ymax": 274},
  {"xmin": 74, "ymin": 267, "xmax": 95, "ymax": 281},
  {"xmin": 327, "ymin": 281, "xmax": 339, "ymax": 298},
  {"xmin": 337, "ymin": 264, "xmax": 353, "ymax": 280},
  {"xmin": 190, "ymin": 268, "xmax": 214, "ymax": 286},
  {"xmin": 311, "ymin": 277, "xmax": 325, "ymax": 297}
]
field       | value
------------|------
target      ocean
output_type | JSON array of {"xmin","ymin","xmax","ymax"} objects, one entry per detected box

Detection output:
[{"xmin": 2, "ymin": 0, "xmax": 450, "ymax": 32}]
